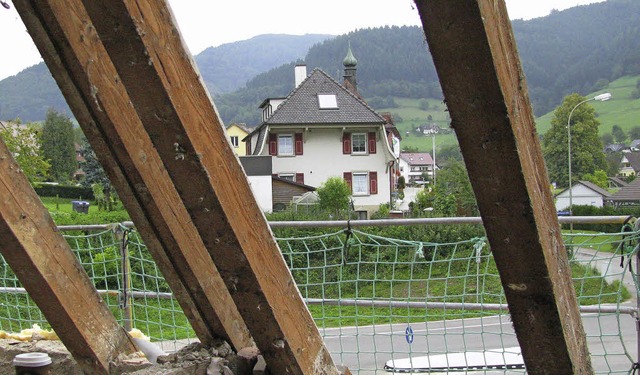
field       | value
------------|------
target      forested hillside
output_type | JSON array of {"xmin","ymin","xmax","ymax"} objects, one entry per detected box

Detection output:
[
  {"xmin": 216, "ymin": 0, "xmax": 640, "ymax": 126},
  {"xmin": 0, "ymin": 34, "xmax": 333, "ymax": 122},
  {"xmin": 1, "ymin": 0, "xmax": 639, "ymax": 125},
  {"xmin": 194, "ymin": 33, "xmax": 333, "ymax": 95}
]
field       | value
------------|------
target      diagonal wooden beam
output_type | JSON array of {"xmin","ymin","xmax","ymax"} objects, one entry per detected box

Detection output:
[
  {"xmin": 16, "ymin": 0, "xmax": 338, "ymax": 373},
  {"xmin": 0, "ymin": 140, "xmax": 136, "ymax": 374},
  {"xmin": 13, "ymin": 0, "xmax": 253, "ymax": 351},
  {"xmin": 413, "ymin": 1, "xmax": 593, "ymax": 373}
]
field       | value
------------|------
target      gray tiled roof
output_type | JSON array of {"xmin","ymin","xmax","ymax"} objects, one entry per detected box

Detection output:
[
  {"xmin": 608, "ymin": 178, "xmax": 640, "ymax": 202},
  {"xmin": 264, "ymin": 69, "xmax": 386, "ymax": 125},
  {"xmin": 624, "ymin": 152, "xmax": 640, "ymax": 172},
  {"xmin": 578, "ymin": 181, "xmax": 611, "ymax": 197}
]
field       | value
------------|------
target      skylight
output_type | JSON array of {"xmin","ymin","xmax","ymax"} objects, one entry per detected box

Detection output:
[{"xmin": 318, "ymin": 94, "xmax": 338, "ymax": 109}]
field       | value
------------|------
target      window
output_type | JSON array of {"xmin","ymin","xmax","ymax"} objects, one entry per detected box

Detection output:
[
  {"xmin": 352, "ymin": 133, "xmax": 367, "ymax": 154},
  {"xmin": 343, "ymin": 132, "xmax": 376, "ymax": 155},
  {"xmin": 269, "ymin": 133, "xmax": 303, "ymax": 156},
  {"xmin": 278, "ymin": 135, "xmax": 293, "ymax": 156},
  {"xmin": 352, "ymin": 173, "xmax": 368, "ymax": 195},
  {"xmin": 318, "ymin": 93, "xmax": 338, "ymax": 109},
  {"xmin": 344, "ymin": 171, "xmax": 378, "ymax": 195},
  {"xmin": 279, "ymin": 174, "xmax": 295, "ymax": 182},
  {"xmin": 230, "ymin": 136, "xmax": 239, "ymax": 148}
]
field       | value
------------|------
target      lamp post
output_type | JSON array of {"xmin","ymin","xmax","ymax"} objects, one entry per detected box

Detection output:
[{"xmin": 567, "ymin": 92, "xmax": 611, "ymax": 215}]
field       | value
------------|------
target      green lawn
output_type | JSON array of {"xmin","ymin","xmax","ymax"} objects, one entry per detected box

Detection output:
[
  {"xmin": 367, "ymin": 74, "xmax": 640, "ymax": 153},
  {"xmin": 535, "ymin": 75, "xmax": 640, "ymax": 135}
]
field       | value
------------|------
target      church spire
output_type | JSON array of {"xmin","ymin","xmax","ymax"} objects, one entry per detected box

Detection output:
[{"xmin": 343, "ymin": 41, "xmax": 358, "ymax": 94}]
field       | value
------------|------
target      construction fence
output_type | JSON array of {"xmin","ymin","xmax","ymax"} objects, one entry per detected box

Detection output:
[{"xmin": 0, "ymin": 217, "xmax": 638, "ymax": 374}]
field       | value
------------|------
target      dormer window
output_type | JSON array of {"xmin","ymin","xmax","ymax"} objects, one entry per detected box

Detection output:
[{"xmin": 318, "ymin": 94, "xmax": 338, "ymax": 109}]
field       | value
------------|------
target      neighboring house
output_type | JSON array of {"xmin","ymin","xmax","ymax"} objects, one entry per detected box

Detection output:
[
  {"xmin": 618, "ymin": 151, "xmax": 640, "ymax": 178},
  {"xmin": 225, "ymin": 123, "xmax": 250, "ymax": 156},
  {"xmin": 605, "ymin": 178, "xmax": 640, "ymax": 207},
  {"xmin": 243, "ymin": 46, "xmax": 400, "ymax": 218},
  {"xmin": 415, "ymin": 124, "xmax": 441, "ymax": 135},
  {"xmin": 74, "ymin": 143, "xmax": 86, "ymax": 181},
  {"xmin": 631, "ymin": 139, "xmax": 640, "ymax": 151},
  {"xmin": 555, "ymin": 180, "xmax": 611, "ymax": 212},
  {"xmin": 399, "ymin": 152, "xmax": 435, "ymax": 185},
  {"xmin": 608, "ymin": 176, "xmax": 628, "ymax": 189},
  {"xmin": 604, "ymin": 143, "xmax": 627, "ymax": 153}
]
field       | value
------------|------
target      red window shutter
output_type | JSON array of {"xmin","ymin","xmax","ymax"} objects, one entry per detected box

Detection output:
[
  {"xmin": 368, "ymin": 132, "xmax": 377, "ymax": 154},
  {"xmin": 343, "ymin": 172, "xmax": 353, "ymax": 192},
  {"xmin": 369, "ymin": 171, "xmax": 378, "ymax": 194},
  {"xmin": 295, "ymin": 133, "xmax": 303, "ymax": 155},
  {"xmin": 295, "ymin": 173, "xmax": 304, "ymax": 184},
  {"xmin": 245, "ymin": 139, "xmax": 252, "ymax": 155},
  {"xmin": 342, "ymin": 133, "xmax": 351, "ymax": 154},
  {"xmin": 268, "ymin": 133, "xmax": 277, "ymax": 155}
]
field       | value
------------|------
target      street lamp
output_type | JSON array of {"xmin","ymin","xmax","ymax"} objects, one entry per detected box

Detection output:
[{"xmin": 567, "ymin": 92, "xmax": 611, "ymax": 215}]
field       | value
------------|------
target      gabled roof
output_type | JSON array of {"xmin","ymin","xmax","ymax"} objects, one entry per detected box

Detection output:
[
  {"xmin": 607, "ymin": 178, "xmax": 640, "ymax": 202},
  {"xmin": 608, "ymin": 176, "xmax": 627, "ymax": 188},
  {"xmin": 400, "ymin": 153, "xmax": 434, "ymax": 166},
  {"xmin": 263, "ymin": 68, "xmax": 386, "ymax": 126},
  {"xmin": 623, "ymin": 152, "xmax": 640, "ymax": 172},
  {"xmin": 555, "ymin": 180, "xmax": 611, "ymax": 198}
]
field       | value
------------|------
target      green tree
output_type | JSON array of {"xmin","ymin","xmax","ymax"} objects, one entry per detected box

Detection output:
[
  {"xmin": 41, "ymin": 109, "xmax": 77, "ymax": 182},
  {"xmin": 0, "ymin": 121, "xmax": 50, "ymax": 183},
  {"xmin": 582, "ymin": 170, "xmax": 609, "ymax": 190},
  {"xmin": 612, "ymin": 125, "xmax": 626, "ymax": 143},
  {"xmin": 435, "ymin": 159, "xmax": 478, "ymax": 216},
  {"xmin": 79, "ymin": 138, "xmax": 117, "ymax": 210},
  {"xmin": 542, "ymin": 94, "xmax": 607, "ymax": 187},
  {"xmin": 629, "ymin": 126, "xmax": 640, "ymax": 140},
  {"xmin": 316, "ymin": 176, "xmax": 352, "ymax": 218},
  {"xmin": 600, "ymin": 133, "xmax": 613, "ymax": 146}
]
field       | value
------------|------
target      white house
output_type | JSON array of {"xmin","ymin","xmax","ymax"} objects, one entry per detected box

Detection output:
[
  {"xmin": 555, "ymin": 180, "xmax": 611, "ymax": 212},
  {"xmin": 399, "ymin": 152, "xmax": 435, "ymax": 185},
  {"xmin": 244, "ymin": 46, "xmax": 401, "ymax": 218}
]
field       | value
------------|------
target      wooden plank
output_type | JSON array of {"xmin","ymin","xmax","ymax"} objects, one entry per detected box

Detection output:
[
  {"xmin": 0, "ymin": 140, "xmax": 136, "ymax": 374},
  {"xmin": 82, "ymin": 1, "xmax": 338, "ymax": 373},
  {"xmin": 13, "ymin": 0, "xmax": 253, "ymax": 351},
  {"xmin": 414, "ymin": 1, "xmax": 593, "ymax": 373},
  {"xmin": 16, "ymin": 0, "xmax": 338, "ymax": 373}
]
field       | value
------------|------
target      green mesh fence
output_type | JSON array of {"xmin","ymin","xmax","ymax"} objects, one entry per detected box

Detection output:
[{"xmin": 0, "ymin": 222, "xmax": 638, "ymax": 374}]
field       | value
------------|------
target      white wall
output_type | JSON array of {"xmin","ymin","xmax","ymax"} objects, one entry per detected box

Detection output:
[
  {"xmin": 266, "ymin": 127, "xmax": 395, "ymax": 212},
  {"xmin": 246, "ymin": 175, "xmax": 273, "ymax": 213},
  {"xmin": 555, "ymin": 184, "xmax": 604, "ymax": 211}
]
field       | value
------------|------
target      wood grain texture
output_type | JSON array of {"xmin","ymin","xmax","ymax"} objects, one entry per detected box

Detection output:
[
  {"xmin": 15, "ymin": 0, "xmax": 338, "ymax": 373},
  {"xmin": 13, "ymin": 0, "xmax": 253, "ymax": 351},
  {"xmin": 0, "ymin": 139, "xmax": 136, "ymax": 373},
  {"xmin": 413, "ymin": 0, "xmax": 593, "ymax": 373}
]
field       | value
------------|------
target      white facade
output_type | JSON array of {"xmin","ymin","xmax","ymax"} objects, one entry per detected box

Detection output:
[
  {"xmin": 555, "ymin": 183, "xmax": 607, "ymax": 211},
  {"xmin": 246, "ymin": 175, "xmax": 273, "ymax": 213},
  {"xmin": 255, "ymin": 126, "xmax": 396, "ymax": 215}
]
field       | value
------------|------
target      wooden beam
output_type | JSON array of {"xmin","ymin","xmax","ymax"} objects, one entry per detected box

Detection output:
[
  {"xmin": 13, "ymin": 0, "xmax": 253, "ymax": 351},
  {"xmin": 15, "ymin": 1, "xmax": 338, "ymax": 374},
  {"xmin": 414, "ymin": 1, "xmax": 593, "ymax": 373},
  {"xmin": 0, "ymin": 140, "xmax": 136, "ymax": 374}
]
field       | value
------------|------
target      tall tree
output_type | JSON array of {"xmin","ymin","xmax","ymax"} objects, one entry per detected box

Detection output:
[
  {"xmin": 0, "ymin": 120, "xmax": 50, "ymax": 182},
  {"xmin": 40, "ymin": 109, "xmax": 77, "ymax": 182},
  {"xmin": 629, "ymin": 126, "xmax": 640, "ymax": 141},
  {"xmin": 79, "ymin": 137, "xmax": 115, "ymax": 210},
  {"xmin": 543, "ymin": 94, "xmax": 607, "ymax": 187},
  {"xmin": 611, "ymin": 125, "xmax": 626, "ymax": 143}
]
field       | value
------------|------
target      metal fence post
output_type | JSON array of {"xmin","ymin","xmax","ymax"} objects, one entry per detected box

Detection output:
[{"xmin": 114, "ymin": 224, "xmax": 132, "ymax": 332}]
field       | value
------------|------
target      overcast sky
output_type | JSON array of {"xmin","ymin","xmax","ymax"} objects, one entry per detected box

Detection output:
[{"xmin": 0, "ymin": 0, "xmax": 606, "ymax": 81}]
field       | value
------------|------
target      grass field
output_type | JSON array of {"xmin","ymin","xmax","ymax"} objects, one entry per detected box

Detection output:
[{"xmin": 372, "ymin": 74, "xmax": 640, "ymax": 153}]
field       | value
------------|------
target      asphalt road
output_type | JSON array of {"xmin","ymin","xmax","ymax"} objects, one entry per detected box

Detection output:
[{"xmin": 321, "ymin": 311, "xmax": 637, "ymax": 374}]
